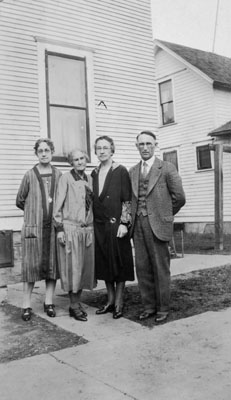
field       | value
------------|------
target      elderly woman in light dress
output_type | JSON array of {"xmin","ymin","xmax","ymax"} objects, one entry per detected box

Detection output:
[{"xmin": 53, "ymin": 148, "xmax": 95, "ymax": 322}]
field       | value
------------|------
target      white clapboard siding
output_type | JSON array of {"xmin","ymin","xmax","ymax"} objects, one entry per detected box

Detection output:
[
  {"xmin": 155, "ymin": 49, "xmax": 221, "ymax": 223},
  {"xmin": 214, "ymin": 89, "xmax": 231, "ymax": 127},
  {"xmin": 0, "ymin": 0, "xmax": 156, "ymax": 228}
]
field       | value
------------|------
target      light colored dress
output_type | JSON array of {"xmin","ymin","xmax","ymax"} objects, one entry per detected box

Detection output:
[
  {"xmin": 16, "ymin": 165, "xmax": 62, "ymax": 282},
  {"xmin": 53, "ymin": 170, "xmax": 95, "ymax": 293}
]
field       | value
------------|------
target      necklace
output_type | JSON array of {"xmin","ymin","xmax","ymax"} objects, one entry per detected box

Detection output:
[{"xmin": 45, "ymin": 178, "xmax": 53, "ymax": 203}]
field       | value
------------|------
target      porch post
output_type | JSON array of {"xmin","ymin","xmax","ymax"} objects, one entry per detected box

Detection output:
[{"xmin": 214, "ymin": 143, "xmax": 223, "ymax": 251}]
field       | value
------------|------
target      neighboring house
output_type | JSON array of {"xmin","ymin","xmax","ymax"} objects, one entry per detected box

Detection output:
[
  {"xmin": 0, "ymin": 0, "xmax": 156, "ymax": 278},
  {"xmin": 154, "ymin": 39, "xmax": 231, "ymax": 235}
]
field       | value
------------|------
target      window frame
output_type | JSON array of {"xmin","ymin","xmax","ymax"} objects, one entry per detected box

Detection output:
[
  {"xmin": 161, "ymin": 146, "xmax": 180, "ymax": 172},
  {"xmin": 162, "ymin": 148, "xmax": 179, "ymax": 171},
  {"xmin": 45, "ymin": 51, "xmax": 90, "ymax": 162},
  {"xmin": 158, "ymin": 79, "xmax": 175, "ymax": 126},
  {"xmin": 37, "ymin": 39, "xmax": 96, "ymax": 164},
  {"xmin": 196, "ymin": 144, "xmax": 213, "ymax": 171}
]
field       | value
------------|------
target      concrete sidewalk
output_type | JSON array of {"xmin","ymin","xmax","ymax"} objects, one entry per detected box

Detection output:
[{"xmin": 1, "ymin": 254, "xmax": 231, "ymax": 400}]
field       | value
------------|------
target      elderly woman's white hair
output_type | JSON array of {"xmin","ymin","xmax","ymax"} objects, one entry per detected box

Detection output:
[{"xmin": 67, "ymin": 148, "xmax": 90, "ymax": 165}]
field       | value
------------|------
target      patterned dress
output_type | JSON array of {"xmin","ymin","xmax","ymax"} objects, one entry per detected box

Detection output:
[
  {"xmin": 53, "ymin": 170, "xmax": 95, "ymax": 293},
  {"xmin": 16, "ymin": 165, "xmax": 62, "ymax": 282},
  {"xmin": 91, "ymin": 162, "xmax": 134, "ymax": 282}
]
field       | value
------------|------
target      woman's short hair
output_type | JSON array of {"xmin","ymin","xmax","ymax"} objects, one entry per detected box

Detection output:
[
  {"xmin": 34, "ymin": 138, "xmax": 55, "ymax": 154},
  {"xmin": 67, "ymin": 148, "xmax": 90, "ymax": 165},
  {"xmin": 94, "ymin": 135, "xmax": 115, "ymax": 154}
]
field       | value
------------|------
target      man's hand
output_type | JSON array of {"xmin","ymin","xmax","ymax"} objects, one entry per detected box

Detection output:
[
  {"xmin": 117, "ymin": 224, "xmax": 128, "ymax": 238},
  {"xmin": 57, "ymin": 231, "xmax": 66, "ymax": 246}
]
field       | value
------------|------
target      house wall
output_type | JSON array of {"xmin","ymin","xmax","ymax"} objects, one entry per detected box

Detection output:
[
  {"xmin": 0, "ymin": 0, "xmax": 156, "ymax": 232},
  {"xmin": 155, "ymin": 48, "xmax": 228, "ymax": 231},
  {"xmin": 213, "ymin": 88, "xmax": 231, "ymax": 220}
]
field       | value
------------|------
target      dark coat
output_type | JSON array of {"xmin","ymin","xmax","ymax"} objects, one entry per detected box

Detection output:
[
  {"xmin": 129, "ymin": 157, "xmax": 186, "ymax": 241},
  {"xmin": 91, "ymin": 163, "xmax": 134, "ymax": 282}
]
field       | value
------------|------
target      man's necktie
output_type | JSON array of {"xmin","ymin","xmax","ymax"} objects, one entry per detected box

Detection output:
[{"xmin": 142, "ymin": 161, "xmax": 148, "ymax": 178}]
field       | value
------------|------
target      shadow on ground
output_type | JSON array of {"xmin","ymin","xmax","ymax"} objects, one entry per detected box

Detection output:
[
  {"xmin": 0, "ymin": 303, "xmax": 87, "ymax": 364},
  {"xmin": 80, "ymin": 265, "xmax": 231, "ymax": 328}
]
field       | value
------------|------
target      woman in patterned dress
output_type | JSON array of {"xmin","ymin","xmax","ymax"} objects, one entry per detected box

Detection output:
[
  {"xmin": 91, "ymin": 136, "xmax": 134, "ymax": 319},
  {"xmin": 16, "ymin": 138, "xmax": 62, "ymax": 321},
  {"xmin": 53, "ymin": 149, "xmax": 95, "ymax": 322}
]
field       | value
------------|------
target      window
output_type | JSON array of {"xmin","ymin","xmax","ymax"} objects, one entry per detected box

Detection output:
[
  {"xmin": 46, "ymin": 51, "xmax": 89, "ymax": 161},
  {"xmin": 159, "ymin": 80, "xmax": 175, "ymax": 125},
  {"xmin": 163, "ymin": 150, "xmax": 178, "ymax": 170},
  {"xmin": 196, "ymin": 145, "xmax": 212, "ymax": 170}
]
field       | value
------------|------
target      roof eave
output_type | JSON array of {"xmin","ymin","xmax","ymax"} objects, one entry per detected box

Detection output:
[
  {"xmin": 154, "ymin": 39, "xmax": 213, "ymax": 84},
  {"xmin": 213, "ymin": 81, "xmax": 231, "ymax": 91},
  {"xmin": 209, "ymin": 130, "xmax": 231, "ymax": 137}
]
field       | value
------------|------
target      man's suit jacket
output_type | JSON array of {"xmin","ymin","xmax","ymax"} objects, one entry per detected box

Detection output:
[{"xmin": 129, "ymin": 157, "xmax": 186, "ymax": 242}]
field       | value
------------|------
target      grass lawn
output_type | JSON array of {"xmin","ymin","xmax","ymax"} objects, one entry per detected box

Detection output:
[{"xmin": 82, "ymin": 264, "xmax": 231, "ymax": 328}]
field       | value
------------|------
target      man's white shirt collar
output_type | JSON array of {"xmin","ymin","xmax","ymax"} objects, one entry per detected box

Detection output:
[{"xmin": 141, "ymin": 155, "xmax": 155, "ymax": 172}]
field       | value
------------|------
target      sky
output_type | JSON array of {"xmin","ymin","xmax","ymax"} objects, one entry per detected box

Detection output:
[{"xmin": 151, "ymin": 0, "xmax": 231, "ymax": 57}]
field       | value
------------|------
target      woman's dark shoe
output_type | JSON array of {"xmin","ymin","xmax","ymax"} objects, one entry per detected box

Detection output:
[
  {"xmin": 44, "ymin": 303, "xmax": 56, "ymax": 318},
  {"xmin": 21, "ymin": 307, "xmax": 32, "ymax": 321},
  {"xmin": 113, "ymin": 306, "xmax": 123, "ymax": 319},
  {"xmin": 69, "ymin": 307, "xmax": 87, "ymax": 322},
  {"xmin": 95, "ymin": 303, "xmax": 115, "ymax": 315}
]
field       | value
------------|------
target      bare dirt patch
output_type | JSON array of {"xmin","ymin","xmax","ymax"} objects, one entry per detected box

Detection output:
[
  {"xmin": 0, "ymin": 303, "xmax": 87, "ymax": 363},
  {"xmin": 81, "ymin": 264, "xmax": 231, "ymax": 328}
]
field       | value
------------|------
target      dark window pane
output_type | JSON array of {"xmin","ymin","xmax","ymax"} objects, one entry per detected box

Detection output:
[
  {"xmin": 163, "ymin": 150, "xmax": 178, "ymax": 170},
  {"xmin": 196, "ymin": 145, "xmax": 212, "ymax": 170}
]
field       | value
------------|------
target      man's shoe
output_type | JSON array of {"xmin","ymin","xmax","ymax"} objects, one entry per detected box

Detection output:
[
  {"xmin": 69, "ymin": 307, "xmax": 87, "ymax": 322},
  {"xmin": 44, "ymin": 303, "xmax": 56, "ymax": 318},
  {"xmin": 95, "ymin": 304, "xmax": 115, "ymax": 315},
  {"xmin": 79, "ymin": 303, "xmax": 87, "ymax": 317},
  {"xmin": 139, "ymin": 311, "xmax": 156, "ymax": 321},
  {"xmin": 155, "ymin": 314, "xmax": 168, "ymax": 323}
]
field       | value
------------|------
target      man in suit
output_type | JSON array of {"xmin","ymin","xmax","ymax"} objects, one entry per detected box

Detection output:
[{"xmin": 129, "ymin": 131, "xmax": 185, "ymax": 323}]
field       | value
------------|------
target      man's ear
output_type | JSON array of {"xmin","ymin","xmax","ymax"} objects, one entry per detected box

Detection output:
[{"xmin": 135, "ymin": 142, "xmax": 139, "ymax": 150}]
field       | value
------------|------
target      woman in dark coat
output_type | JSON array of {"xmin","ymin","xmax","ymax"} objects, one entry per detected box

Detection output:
[
  {"xmin": 91, "ymin": 136, "xmax": 134, "ymax": 319},
  {"xmin": 16, "ymin": 138, "xmax": 61, "ymax": 321}
]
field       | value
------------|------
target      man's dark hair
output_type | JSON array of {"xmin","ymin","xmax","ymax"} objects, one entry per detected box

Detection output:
[{"xmin": 136, "ymin": 131, "xmax": 156, "ymax": 141}]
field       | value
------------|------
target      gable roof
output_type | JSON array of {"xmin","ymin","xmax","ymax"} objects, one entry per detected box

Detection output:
[
  {"xmin": 155, "ymin": 40, "xmax": 231, "ymax": 90},
  {"xmin": 209, "ymin": 120, "xmax": 231, "ymax": 137}
]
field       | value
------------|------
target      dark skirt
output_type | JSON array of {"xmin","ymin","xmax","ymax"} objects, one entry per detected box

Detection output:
[{"xmin": 94, "ymin": 220, "xmax": 134, "ymax": 282}]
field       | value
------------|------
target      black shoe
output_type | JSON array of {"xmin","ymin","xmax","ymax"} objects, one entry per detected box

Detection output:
[
  {"xmin": 139, "ymin": 311, "xmax": 156, "ymax": 321},
  {"xmin": 44, "ymin": 303, "xmax": 56, "ymax": 318},
  {"xmin": 79, "ymin": 304, "xmax": 87, "ymax": 317},
  {"xmin": 69, "ymin": 307, "xmax": 87, "ymax": 321},
  {"xmin": 113, "ymin": 306, "xmax": 123, "ymax": 319},
  {"xmin": 155, "ymin": 313, "xmax": 168, "ymax": 323},
  {"xmin": 95, "ymin": 303, "xmax": 115, "ymax": 315},
  {"xmin": 21, "ymin": 307, "xmax": 32, "ymax": 321}
]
